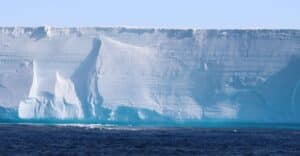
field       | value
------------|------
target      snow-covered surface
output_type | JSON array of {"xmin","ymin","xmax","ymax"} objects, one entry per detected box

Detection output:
[{"xmin": 1, "ymin": 27, "xmax": 300, "ymax": 124}]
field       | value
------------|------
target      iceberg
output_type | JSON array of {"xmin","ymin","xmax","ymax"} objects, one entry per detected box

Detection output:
[{"xmin": 0, "ymin": 27, "xmax": 300, "ymax": 124}]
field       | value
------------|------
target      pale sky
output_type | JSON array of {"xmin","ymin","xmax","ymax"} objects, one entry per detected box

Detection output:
[{"xmin": 0, "ymin": 0, "xmax": 299, "ymax": 28}]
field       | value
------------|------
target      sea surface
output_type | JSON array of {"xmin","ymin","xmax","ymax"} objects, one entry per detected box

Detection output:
[{"xmin": 1, "ymin": 124, "xmax": 300, "ymax": 155}]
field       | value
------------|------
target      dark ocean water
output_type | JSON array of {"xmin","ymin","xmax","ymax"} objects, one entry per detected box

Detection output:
[{"xmin": 1, "ymin": 124, "xmax": 300, "ymax": 155}]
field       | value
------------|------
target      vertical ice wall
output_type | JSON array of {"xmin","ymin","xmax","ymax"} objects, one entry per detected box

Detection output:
[
  {"xmin": 18, "ymin": 38, "xmax": 104, "ymax": 120},
  {"xmin": 0, "ymin": 27, "xmax": 300, "ymax": 123}
]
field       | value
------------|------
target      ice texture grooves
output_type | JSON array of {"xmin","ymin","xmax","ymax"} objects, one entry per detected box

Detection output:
[{"xmin": 0, "ymin": 27, "xmax": 300, "ymax": 124}]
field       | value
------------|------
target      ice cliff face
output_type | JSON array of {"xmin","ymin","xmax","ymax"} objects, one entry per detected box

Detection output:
[{"xmin": 0, "ymin": 27, "xmax": 300, "ymax": 124}]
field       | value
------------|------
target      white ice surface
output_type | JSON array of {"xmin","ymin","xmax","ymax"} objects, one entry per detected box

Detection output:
[{"xmin": 0, "ymin": 27, "xmax": 300, "ymax": 123}]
